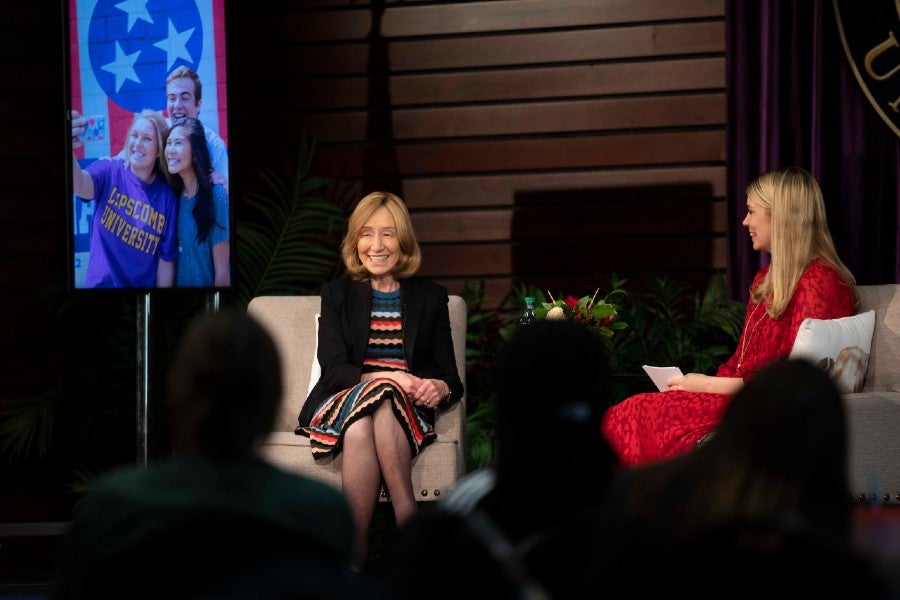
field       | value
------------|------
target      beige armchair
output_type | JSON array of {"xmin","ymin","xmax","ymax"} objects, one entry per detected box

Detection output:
[{"xmin": 247, "ymin": 295, "xmax": 468, "ymax": 502}]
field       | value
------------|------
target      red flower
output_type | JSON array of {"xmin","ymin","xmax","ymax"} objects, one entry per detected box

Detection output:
[{"xmin": 565, "ymin": 295, "xmax": 579, "ymax": 310}]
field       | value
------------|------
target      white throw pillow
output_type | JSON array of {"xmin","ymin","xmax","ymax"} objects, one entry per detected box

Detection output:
[
  {"xmin": 788, "ymin": 310, "xmax": 876, "ymax": 394},
  {"xmin": 307, "ymin": 313, "xmax": 321, "ymax": 396}
]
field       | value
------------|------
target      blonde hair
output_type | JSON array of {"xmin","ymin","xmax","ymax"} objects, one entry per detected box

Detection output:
[
  {"xmin": 746, "ymin": 167, "xmax": 858, "ymax": 318},
  {"xmin": 123, "ymin": 109, "xmax": 169, "ymax": 177},
  {"xmin": 341, "ymin": 191, "xmax": 422, "ymax": 281}
]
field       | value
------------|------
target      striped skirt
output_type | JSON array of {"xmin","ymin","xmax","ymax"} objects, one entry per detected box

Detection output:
[{"xmin": 301, "ymin": 377, "xmax": 436, "ymax": 460}]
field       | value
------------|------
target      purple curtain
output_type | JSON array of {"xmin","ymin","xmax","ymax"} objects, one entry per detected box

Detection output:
[{"xmin": 726, "ymin": 1, "xmax": 900, "ymax": 301}]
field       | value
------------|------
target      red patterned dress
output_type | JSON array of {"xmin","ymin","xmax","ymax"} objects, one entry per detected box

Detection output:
[{"xmin": 602, "ymin": 260, "xmax": 855, "ymax": 467}]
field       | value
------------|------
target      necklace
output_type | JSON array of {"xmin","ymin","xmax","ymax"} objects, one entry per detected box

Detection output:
[{"xmin": 737, "ymin": 302, "xmax": 767, "ymax": 370}]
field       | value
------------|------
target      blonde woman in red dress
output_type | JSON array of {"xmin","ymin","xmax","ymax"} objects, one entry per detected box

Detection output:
[{"xmin": 602, "ymin": 166, "xmax": 859, "ymax": 467}]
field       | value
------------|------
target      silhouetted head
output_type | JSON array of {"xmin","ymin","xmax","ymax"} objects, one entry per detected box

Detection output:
[
  {"xmin": 497, "ymin": 318, "xmax": 611, "ymax": 433},
  {"xmin": 166, "ymin": 310, "xmax": 282, "ymax": 459},
  {"xmin": 717, "ymin": 356, "xmax": 846, "ymax": 483},
  {"xmin": 491, "ymin": 319, "xmax": 620, "ymax": 588},
  {"xmin": 698, "ymin": 356, "xmax": 851, "ymax": 536},
  {"xmin": 493, "ymin": 318, "xmax": 616, "ymax": 504}
]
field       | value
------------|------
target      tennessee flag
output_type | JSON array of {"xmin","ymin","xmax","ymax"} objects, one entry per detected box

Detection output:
[
  {"xmin": 70, "ymin": 0, "xmax": 227, "ymax": 156},
  {"xmin": 69, "ymin": 0, "xmax": 227, "ymax": 283}
]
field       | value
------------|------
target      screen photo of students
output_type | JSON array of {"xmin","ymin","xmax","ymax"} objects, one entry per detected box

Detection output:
[
  {"xmin": 113, "ymin": 66, "xmax": 229, "ymax": 190},
  {"xmin": 70, "ymin": 108, "xmax": 178, "ymax": 288}
]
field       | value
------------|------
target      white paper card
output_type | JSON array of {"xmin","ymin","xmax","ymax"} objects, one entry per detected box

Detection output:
[{"xmin": 642, "ymin": 365, "xmax": 684, "ymax": 392}]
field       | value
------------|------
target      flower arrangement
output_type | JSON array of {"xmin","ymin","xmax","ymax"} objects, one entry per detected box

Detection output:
[{"xmin": 533, "ymin": 287, "xmax": 628, "ymax": 338}]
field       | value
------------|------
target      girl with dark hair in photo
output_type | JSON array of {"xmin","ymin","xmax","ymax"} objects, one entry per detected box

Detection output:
[{"xmin": 164, "ymin": 116, "xmax": 230, "ymax": 287}]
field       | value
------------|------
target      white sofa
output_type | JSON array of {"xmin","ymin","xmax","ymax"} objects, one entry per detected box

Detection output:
[{"xmin": 846, "ymin": 284, "xmax": 900, "ymax": 504}]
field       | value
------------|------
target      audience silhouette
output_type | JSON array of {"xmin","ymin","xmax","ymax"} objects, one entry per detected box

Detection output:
[
  {"xmin": 52, "ymin": 310, "xmax": 395, "ymax": 599},
  {"xmin": 582, "ymin": 357, "xmax": 889, "ymax": 597},
  {"xmin": 46, "ymin": 311, "xmax": 896, "ymax": 598},
  {"xmin": 376, "ymin": 318, "xmax": 619, "ymax": 598}
]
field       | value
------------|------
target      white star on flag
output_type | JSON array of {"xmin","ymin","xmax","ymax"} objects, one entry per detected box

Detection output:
[
  {"xmin": 100, "ymin": 41, "xmax": 141, "ymax": 93},
  {"xmin": 154, "ymin": 19, "xmax": 196, "ymax": 70},
  {"xmin": 114, "ymin": 0, "xmax": 154, "ymax": 32}
]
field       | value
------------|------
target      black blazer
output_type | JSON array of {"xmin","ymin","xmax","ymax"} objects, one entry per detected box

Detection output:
[{"xmin": 297, "ymin": 274, "xmax": 464, "ymax": 427}]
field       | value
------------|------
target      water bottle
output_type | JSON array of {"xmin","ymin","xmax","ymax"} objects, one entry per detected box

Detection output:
[{"xmin": 518, "ymin": 296, "xmax": 537, "ymax": 327}]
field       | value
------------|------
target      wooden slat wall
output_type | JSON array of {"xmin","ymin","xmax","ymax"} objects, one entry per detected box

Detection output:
[
  {"xmin": 0, "ymin": 0, "xmax": 725, "ymax": 518},
  {"xmin": 0, "ymin": 0, "xmax": 726, "ymax": 395},
  {"xmin": 231, "ymin": 0, "xmax": 727, "ymax": 306}
]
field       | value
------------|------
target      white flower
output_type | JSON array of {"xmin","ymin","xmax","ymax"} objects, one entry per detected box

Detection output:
[{"xmin": 546, "ymin": 306, "xmax": 566, "ymax": 320}]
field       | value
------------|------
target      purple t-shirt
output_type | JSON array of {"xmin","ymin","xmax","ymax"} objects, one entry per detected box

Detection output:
[{"xmin": 83, "ymin": 159, "xmax": 178, "ymax": 288}]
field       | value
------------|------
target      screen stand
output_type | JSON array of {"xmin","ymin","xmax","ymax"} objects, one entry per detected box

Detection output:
[
  {"xmin": 206, "ymin": 290, "xmax": 220, "ymax": 315},
  {"xmin": 135, "ymin": 291, "xmax": 219, "ymax": 466},
  {"xmin": 136, "ymin": 292, "xmax": 150, "ymax": 466}
]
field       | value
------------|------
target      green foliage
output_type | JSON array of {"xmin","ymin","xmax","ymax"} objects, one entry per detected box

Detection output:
[
  {"xmin": 68, "ymin": 465, "xmax": 99, "ymax": 495},
  {"xmin": 464, "ymin": 400, "xmax": 497, "ymax": 472},
  {"xmin": 458, "ymin": 280, "xmax": 507, "ymax": 470},
  {"xmin": 0, "ymin": 389, "xmax": 58, "ymax": 461},
  {"xmin": 232, "ymin": 133, "xmax": 348, "ymax": 306},
  {"xmin": 608, "ymin": 272, "xmax": 745, "ymax": 388}
]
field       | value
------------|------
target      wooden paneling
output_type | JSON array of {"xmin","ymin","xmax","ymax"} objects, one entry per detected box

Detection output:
[
  {"xmin": 399, "ymin": 166, "xmax": 728, "ymax": 208},
  {"xmin": 413, "ymin": 201, "xmax": 727, "ymax": 244},
  {"xmin": 307, "ymin": 131, "xmax": 725, "ymax": 176},
  {"xmin": 255, "ymin": 58, "xmax": 725, "ymax": 110},
  {"xmin": 413, "ymin": 210, "xmax": 512, "ymax": 243},
  {"xmin": 229, "ymin": 0, "xmax": 727, "ymax": 307},
  {"xmin": 268, "ymin": 22, "xmax": 725, "ymax": 74},
  {"xmin": 299, "ymin": 93, "xmax": 725, "ymax": 142},
  {"xmin": 423, "ymin": 238, "xmax": 726, "ymax": 277},
  {"xmin": 239, "ymin": 0, "xmax": 724, "ymax": 41}
]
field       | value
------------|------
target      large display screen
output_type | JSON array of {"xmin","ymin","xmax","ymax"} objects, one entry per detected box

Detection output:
[{"xmin": 64, "ymin": 0, "xmax": 232, "ymax": 291}]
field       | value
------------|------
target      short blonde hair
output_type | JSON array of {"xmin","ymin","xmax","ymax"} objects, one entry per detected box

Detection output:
[{"xmin": 342, "ymin": 191, "xmax": 421, "ymax": 281}]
